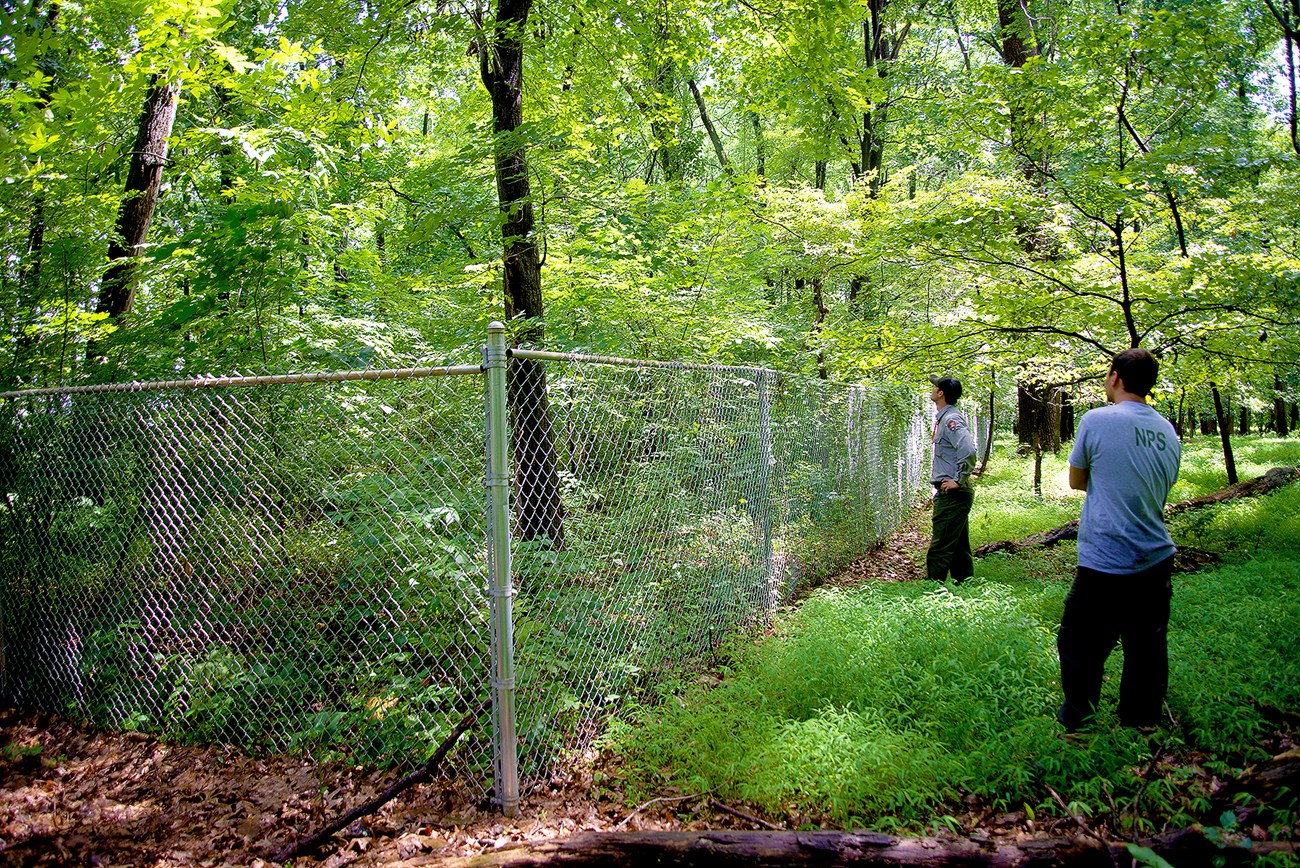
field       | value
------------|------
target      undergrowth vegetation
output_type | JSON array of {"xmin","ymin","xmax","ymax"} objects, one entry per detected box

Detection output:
[{"xmin": 607, "ymin": 435, "xmax": 1300, "ymax": 843}]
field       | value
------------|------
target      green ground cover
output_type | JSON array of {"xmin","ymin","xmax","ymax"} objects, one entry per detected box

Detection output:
[
  {"xmin": 969, "ymin": 434, "xmax": 1300, "ymax": 548},
  {"xmin": 608, "ymin": 435, "xmax": 1300, "ymax": 847}
]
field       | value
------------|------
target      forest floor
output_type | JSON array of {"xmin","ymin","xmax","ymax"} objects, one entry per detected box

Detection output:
[
  {"xmin": 0, "ymin": 522, "xmax": 931, "ymax": 868},
  {"xmin": 0, "ymin": 517, "xmax": 1290, "ymax": 867}
]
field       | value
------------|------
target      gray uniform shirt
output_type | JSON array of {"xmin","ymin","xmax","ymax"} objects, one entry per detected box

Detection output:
[
  {"xmin": 1069, "ymin": 401, "xmax": 1181, "ymax": 573},
  {"xmin": 931, "ymin": 404, "xmax": 978, "ymax": 485}
]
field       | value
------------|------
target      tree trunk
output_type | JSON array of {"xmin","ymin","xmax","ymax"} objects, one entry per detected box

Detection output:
[
  {"xmin": 997, "ymin": 0, "xmax": 1034, "ymax": 66},
  {"xmin": 1275, "ymin": 375, "xmax": 1289, "ymax": 436},
  {"xmin": 215, "ymin": 83, "xmax": 239, "ymax": 197},
  {"xmin": 1175, "ymin": 388, "xmax": 1186, "ymax": 440},
  {"xmin": 1118, "ymin": 104, "xmax": 1189, "ymax": 259},
  {"xmin": 997, "ymin": 0, "xmax": 1043, "ymax": 187},
  {"xmin": 649, "ymin": 60, "xmax": 682, "ymax": 184},
  {"xmin": 808, "ymin": 161, "xmax": 829, "ymax": 380},
  {"xmin": 14, "ymin": 195, "xmax": 43, "ymax": 281},
  {"xmin": 12, "ymin": 3, "xmax": 58, "ymax": 384},
  {"xmin": 1058, "ymin": 394, "xmax": 1074, "ymax": 442},
  {"xmin": 1263, "ymin": 0, "xmax": 1300, "ymax": 155},
  {"xmin": 96, "ymin": 76, "xmax": 181, "ymax": 320},
  {"xmin": 1291, "ymin": 21, "xmax": 1299, "ymax": 156},
  {"xmin": 811, "ymin": 276, "xmax": 828, "ymax": 380},
  {"xmin": 975, "ymin": 386, "xmax": 995, "ymax": 476},
  {"xmin": 688, "ymin": 79, "xmax": 732, "ymax": 177},
  {"xmin": 750, "ymin": 111, "xmax": 765, "ymax": 180},
  {"xmin": 996, "ymin": 0, "xmax": 1067, "ymax": 310},
  {"xmin": 862, "ymin": 106, "xmax": 885, "ymax": 198},
  {"xmin": 860, "ymin": 0, "xmax": 907, "ymax": 199},
  {"xmin": 1166, "ymin": 466, "xmax": 1300, "ymax": 516},
  {"xmin": 1016, "ymin": 382, "xmax": 1061, "ymax": 453},
  {"xmin": 6, "ymin": 198, "xmax": 46, "ymax": 390},
  {"xmin": 1210, "ymin": 383, "xmax": 1239, "ymax": 485},
  {"xmin": 1238, "ymin": 405, "xmax": 1250, "ymax": 437},
  {"xmin": 3, "ymin": 1, "xmax": 60, "ymax": 389},
  {"xmin": 479, "ymin": 0, "xmax": 565, "ymax": 548}
]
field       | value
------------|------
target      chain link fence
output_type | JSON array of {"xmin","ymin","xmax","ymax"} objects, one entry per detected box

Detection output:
[
  {"xmin": 0, "ymin": 332, "xmax": 930, "ymax": 808},
  {"xmin": 507, "ymin": 354, "xmax": 929, "ymax": 790},
  {"xmin": 0, "ymin": 369, "xmax": 496, "ymax": 786}
]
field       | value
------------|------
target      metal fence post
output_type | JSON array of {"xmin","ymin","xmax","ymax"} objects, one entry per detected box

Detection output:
[
  {"xmin": 484, "ymin": 322, "xmax": 520, "ymax": 817},
  {"xmin": 757, "ymin": 370, "xmax": 778, "ymax": 610}
]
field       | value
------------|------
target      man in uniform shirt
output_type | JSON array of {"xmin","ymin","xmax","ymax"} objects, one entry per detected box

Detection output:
[
  {"xmin": 1058, "ymin": 348, "xmax": 1181, "ymax": 733},
  {"xmin": 927, "ymin": 375, "xmax": 978, "ymax": 583}
]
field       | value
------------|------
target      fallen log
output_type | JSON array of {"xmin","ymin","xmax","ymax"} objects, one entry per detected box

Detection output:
[
  {"xmin": 1166, "ymin": 465, "xmax": 1300, "ymax": 516},
  {"xmin": 974, "ymin": 521, "xmax": 1077, "ymax": 557},
  {"xmin": 1213, "ymin": 747, "xmax": 1300, "ymax": 813},
  {"xmin": 974, "ymin": 466, "xmax": 1299, "ymax": 558},
  {"xmin": 434, "ymin": 827, "xmax": 1297, "ymax": 867}
]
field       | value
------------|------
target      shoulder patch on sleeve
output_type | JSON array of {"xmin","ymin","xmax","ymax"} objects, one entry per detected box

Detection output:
[{"xmin": 947, "ymin": 419, "xmax": 959, "ymax": 431}]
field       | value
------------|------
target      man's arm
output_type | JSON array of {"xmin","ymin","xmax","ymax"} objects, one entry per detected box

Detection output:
[{"xmin": 1069, "ymin": 465, "xmax": 1089, "ymax": 491}]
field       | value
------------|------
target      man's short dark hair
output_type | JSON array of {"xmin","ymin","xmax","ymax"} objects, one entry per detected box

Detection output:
[
  {"xmin": 930, "ymin": 375, "xmax": 963, "ymax": 403},
  {"xmin": 1110, "ymin": 348, "xmax": 1160, "ymax": 397}
]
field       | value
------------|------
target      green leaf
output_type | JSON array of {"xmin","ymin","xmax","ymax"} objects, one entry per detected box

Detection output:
[
  {"xmin": 155, "ymin": 294, "xmax": 216, "ymax": 330},
  {"xmin": 1125, "ymin": 844, "xmax": 1175, "ymax": 868}
]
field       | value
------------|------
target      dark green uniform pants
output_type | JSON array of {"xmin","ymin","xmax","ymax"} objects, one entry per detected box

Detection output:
[
  {"xmin": 927, "ymin": 484, "xmax": 973, "ymax": 582},
  {"xmin": 1056, "ymin": 556, "xmax": 1174, "ymax": 731}
]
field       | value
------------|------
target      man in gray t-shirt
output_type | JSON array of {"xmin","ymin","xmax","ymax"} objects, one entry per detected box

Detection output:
[{"xmin": 1058, "ymin": 348, "xmax": 1181, "ymax": 734}]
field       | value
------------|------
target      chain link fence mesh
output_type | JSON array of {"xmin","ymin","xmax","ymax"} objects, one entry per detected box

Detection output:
[
  {"xmin": 0, "ymin": 373, "xmax": 496, "ymax": 786},
  {"xmin": 0, "ymin": 347, "xmax": 930, "ymax": 804},
  {"xmin": 507, "ymin": 357, "xmax": 929, "ymax": 789}
]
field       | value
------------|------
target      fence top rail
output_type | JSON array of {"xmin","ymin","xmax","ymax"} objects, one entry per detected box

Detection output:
[
  {"xmin": 510, "ymin": 348, "xmax": 902, "ymax": 394},
  {"xmin": 510, "ymin": 348, "xmax": 780, "ymax": 376},
  {"xmin": 0, "ymin": 364, "xmax": 485, "ymax": 399}
]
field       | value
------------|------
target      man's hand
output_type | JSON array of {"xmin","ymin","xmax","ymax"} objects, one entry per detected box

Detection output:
[{"xmin": 939, "ymin": 478, "xmax": 959, "ymax": 494}]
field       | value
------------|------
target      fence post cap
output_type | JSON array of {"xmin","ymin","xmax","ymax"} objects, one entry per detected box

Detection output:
[{"xmin": 487, "ymin": 321, "xmax": 506, "ymax": 333}]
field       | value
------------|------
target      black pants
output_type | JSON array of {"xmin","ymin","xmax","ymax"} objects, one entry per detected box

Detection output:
[
  {"xmin": 1056, "ymin": 556, "xmax": 1175, "ymax": 730},
  {"xmin": 927, "ymin": 484, "xmax": 973, "ymax": 582}
]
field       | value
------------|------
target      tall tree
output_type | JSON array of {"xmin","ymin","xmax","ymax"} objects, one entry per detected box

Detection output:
[
  {"xmin": 477, "ymin": 0, "xmax": 565, "ymax": 547},
  {"xmin": 1264, "ymin": 0, "xmax": 1300, "ymax": 155},
  {"xmin": 859, "ymin": 0, "xmax": 914, "ymax": 197},
  {"xmin": 95, "ymin": 76, "xmax": 181, "ymax": 321}
]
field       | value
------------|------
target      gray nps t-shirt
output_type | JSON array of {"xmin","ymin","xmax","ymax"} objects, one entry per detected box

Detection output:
[{"xmin": 1069, "ymin": 401, "xmax": 1181, "ymax": 574}]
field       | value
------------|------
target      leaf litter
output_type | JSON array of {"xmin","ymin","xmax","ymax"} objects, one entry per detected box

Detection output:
[{"xmin": 0, "ymin": 708, "xmax": 787, "ymax": 866}]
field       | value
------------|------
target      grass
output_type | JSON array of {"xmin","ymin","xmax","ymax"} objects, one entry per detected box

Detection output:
[
  {"xmin": 968, "ymin": 433, "xmax": 1300, "ymax": 548},
  {"xmin": 606, "ymin": 433, "xmax": 1300, "ymax": 843},
  {"xmin": 967, "ymin": 446, "xmax": 1078, "ymax": 548}
]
